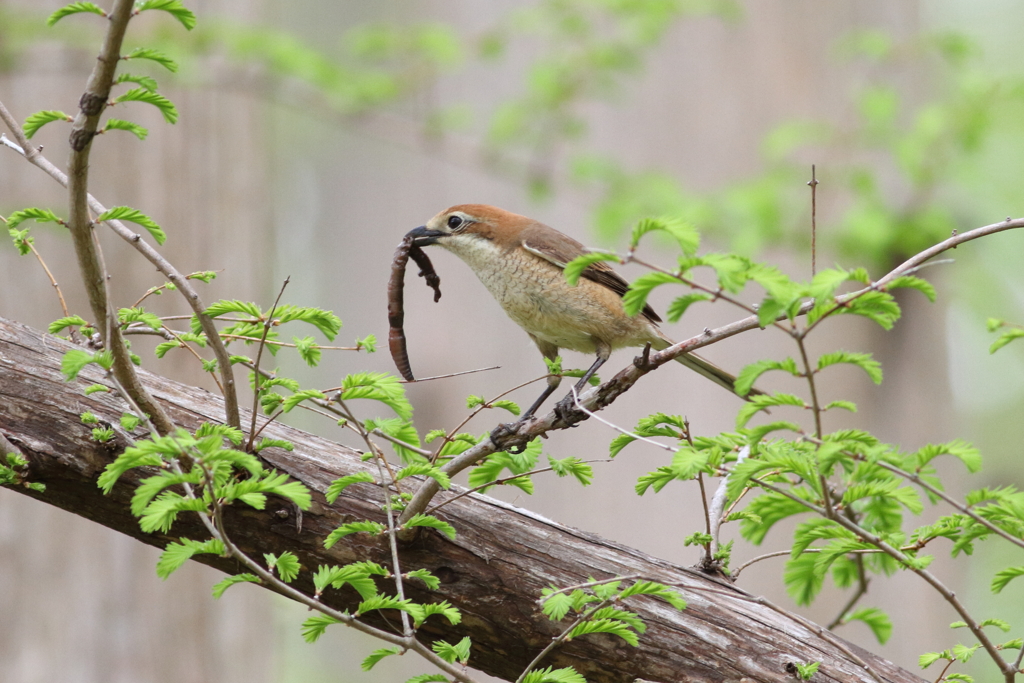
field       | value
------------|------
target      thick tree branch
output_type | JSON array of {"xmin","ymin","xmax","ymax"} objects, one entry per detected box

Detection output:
[{"xmin": 0, "ymin": 316, "xmax": 927, "ymax": 683}]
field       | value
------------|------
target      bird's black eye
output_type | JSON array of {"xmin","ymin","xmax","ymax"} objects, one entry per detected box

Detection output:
[{"xmin": 447, "ymin": 215, "xmax": 464, "ymax": 230}]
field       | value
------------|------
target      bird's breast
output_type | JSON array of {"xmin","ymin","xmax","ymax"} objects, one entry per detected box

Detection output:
[{"xmin": 439, "ymin": 236, "xmax": 658, "ymax": 353}]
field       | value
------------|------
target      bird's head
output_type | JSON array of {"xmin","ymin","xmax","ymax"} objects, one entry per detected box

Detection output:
[{"xmin": 407, "ymin": 205, "xmax": 529, "ymax": 250}]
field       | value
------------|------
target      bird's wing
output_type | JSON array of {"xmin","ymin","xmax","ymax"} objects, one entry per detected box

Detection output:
[{"xmin": 519, "ymin": 224, "xmax": 662, "ymax": 324}]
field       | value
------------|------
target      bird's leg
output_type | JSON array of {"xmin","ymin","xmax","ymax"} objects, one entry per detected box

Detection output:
[
  {"xmin": 490, "ymin": 341, "xmax": 561, "ymax": 453},
  {"xmin": 554, "ymin": 354, "xmax": 606, "ymax": 424}
]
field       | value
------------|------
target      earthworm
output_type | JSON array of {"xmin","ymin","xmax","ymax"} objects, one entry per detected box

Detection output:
[{"xmin": 388, "ymin": 233, "xmax": 441, "ymax": 381}]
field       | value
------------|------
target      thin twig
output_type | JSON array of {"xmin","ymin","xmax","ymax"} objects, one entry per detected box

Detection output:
[
  {"xmin": 246, "ymin": 277, "xmax": 290, "ymax": 453},
  {"xmin": 808, "ymin": 164, "xmax": 818, "ymax": 277}
]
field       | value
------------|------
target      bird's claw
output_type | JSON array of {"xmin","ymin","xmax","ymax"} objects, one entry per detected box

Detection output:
[{"xmin": 490, "ymin": 421, "xmax": 529, "ymax": 454}]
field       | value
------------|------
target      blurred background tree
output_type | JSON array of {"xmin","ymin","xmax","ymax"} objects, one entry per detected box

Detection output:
[{"xmin": 1, "ymin": 1, "xmax": 1022, "ymax": 682}]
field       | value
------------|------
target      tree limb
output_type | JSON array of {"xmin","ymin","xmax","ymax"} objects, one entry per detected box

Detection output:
[{"xmin": 0, "ymin": 315, "xmax": 927, "ymax": 683}]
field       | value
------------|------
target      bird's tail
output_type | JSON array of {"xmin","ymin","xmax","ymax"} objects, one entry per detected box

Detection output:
[{"xmin": 651, "ymin": 336, "xmax": 759, "ymax": 398}]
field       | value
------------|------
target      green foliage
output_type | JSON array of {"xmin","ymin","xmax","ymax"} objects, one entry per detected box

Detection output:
[
  {"xmin": 845, "ymin": 607, "xmax": 893, "ymax": 644},
  {"xmin": 134, "ymin": 0, "xmax": 197, "ymax": 31},
  {"xmin": 548, "ymin": 455, "xmax": 593, "ymax": 486},
  {"xmin": 102, "ymin": 118, "xmax": 149, "ymax": 140},
  {"xmin": 468, "ymin": 438, "xmax": 541, "ymax": 493},
  {"xmin": 521, "ymin": 667, "xmax": 586, "ymax": 683},
  {"xmin": 156, "ymin": 538, "xmax": 225, "ymax": 579},
  {"xmin": 96, "ymin": 206, "xmax": 167, "ymax": 245},
  {"xmin": 22, "ymin": 110, "xmax": 72, "ymax": 138},
  {"xmin": 401, "ymin": 513, "xmax": 456, "ymax": 540},
  {"xmin": 112, "ymin": 88, "xmax": 179, "ymax": 123},
  {"xmin": 325, "ymin": 471, "xmax": 375, "ymax": 503},
  {"xmin": 323, "ymin": 521, "xmax": 386, "ymax": 549},
  {"xmin": 630, "ymin": 216, "xmax": 700, "ymax": 256},
  {"xmin": 7, "ymin": 207, "xmax": 63, "ymax": 230},
  {"xmin": 340, "ymin": 372, "xmax": 412, "ymax": 421},
  {"xmin": 791, "ymin": 662, "xmax": 820, "ymax": 680},
  {"xmin": 46, "ymin": 2, "xmax": 105, "ymax": 26},
  {"xmin": 431, "ymin": 636, "xmax": 471, "ymax": 664},
  {"xmin": 211, "ymin": 573, "xmax": 259, "ymax": 598},
  {"xmin": 361, "ymin": 647, "xmax": 401, "ymax": 671},
  {"xmin": 61, "ymin": 348, "xmax": 112, "ymax": 381},
  {"xmin": 301, "ymin": 614, "xmax": 342, "ymax": 643},
  {"xmin": 122, "ymin": 47, "xmax": 179, "ymax": 72},
  {"xmin": 563, "ymin": 251, "xmax": 621, "ymax": 286},
  {"xmin": 265, "ymin": 552, "xmax": 301, "ymax": 583}
]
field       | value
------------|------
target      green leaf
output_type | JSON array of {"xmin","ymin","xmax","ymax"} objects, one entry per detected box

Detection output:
[
  {"xmin": 122, "ymin": 47, "xmax": 179, "ymax": 72},
  {"xmin": 839, "ymin": 291, "xmax": 901, "ymax": 330},
  {"xmin": 156, "ymin": 538, "xmax": 224, "ymax": 579},
  {"xmin": 356, "ymin": 595, "xmax": 415, "ymax": 617},
  {"xmin": 913, "ymin": 440, "xmax": 981, "ymax": 473},
  {"xmin": 431, "ymin": 636, "xmax": 471, "ymax": 664},
  {"xmin": 7, "ymin": 207, "xmax": 63, "ymax": 230},
  {"xmin": 617, "ymin": 581, "xmax": 686, "ymax": 610},
  {"xmin": 22, "ymin": 110, "xmax": 72, "ymax": 139},
  {"xmin": 204, "ymin": 300, "xmax": 262, "ymax": 318},
  {"xmin": 817, "ymin": 351, "xmax": 882, "ymax": 384},
  {"xmin": 736, "ymin": 393, "xmax": 809, "ymax": 428},
  {"xmin": 978, "ymin": 618, "xmax": 1011, "ymax": 632},
  {"xmin": 407, "ymin": 600, "xmax": 461, "ymax": 627},
  {"xmin": 119, "ymin": 306, "xmax": 163, "ymax": 330},
  {"xmin": 292, "ymin": 336, "xmax": 321, "ymax": 366},
  {"xmin": 49, "ymin": 315, "xmax": 89, "ymax": 335},
  {"xmin": 665, "ymin": 292, "xmax": 712, "ymax": 322},
  {"xmin": 784, "ymin": 552, "xmax": 824, "ymax": 606},
  {"xmin": 112, "ymin": 88, "xmax": 179, "ymax": 124},
  {"xmin": 919, "ymin": 651, "xmax": 947, "ymax": 669},
  {"xmin": 823, "ymin": 400, "xmax": 857, "ymax": 412},
  {"xmin": 568, "ymin": 618, "xmax": 639, "ymax": 646},
  {"xmin": 253, "ymin": 437, "xmax": 293, "ymax": 452},
  {"xmin": 61, "ymin": 349, "xmax": 97, "ymax": 381},
  {"xmin": 990, "ymin": 328, "xmax": 1024, "ymax": 354},
  {"xmin": 211, "ymin": 573, "xmax": 259, "ymax": 598},
  {"xmin": 280, "ymin": 389, "xmax": 326, "ymax": 413},
  {"xmin": 265, "ymin": 551, "xmax": 300, "ymax": 582},
  {"xmin": 394, "ymin": 463, "xmax": 451, "ymax": 489},
  {"xmin": 991, "ymin": 566, "xmax": 1024, "ymax": 594},
  {"xmin": 845, "ymin": 607, "xmax": 892, "ymax": 644},
  {"xmin": 521, "ymin": 667, "xmax": 586, "ymax": 683},
  {"xmin": 886, "ymin": 275, "xmax": 936, "ymax": 302},
  {"xmin": 734, "ymin": 358, "xmax": 800, "ymax": 396},
  {"xmin": 114, "ymin": 72, "xmax": 159, "ymax": 91},
  {"xmin": 402, "ymin": 513, "xmax": 456, "ymax": 540},
  {"xmin": 563, "ymin": 251, "xmax": 621, "ymax": 286},
  {"xmin": 406, "ymin": 568, "xmax": 440, "ymax": 590},
  {"xmin": 548, "ymin": 455, "xmax": 593, "ymax": 486},
  {"xmin": 96, "ymin": 206, "xmax": 167, "ymax": 245},
  {"xmin": 323, "ymin": 521, "xmax": 386, "ymax": 549},
  {"xmin": 102, "ymin": 118, "xmax": 149, "ymax": 140},
  {"xmin": 631, "ymin": 216, "xmax": 700, "ymax": 256},
  {"xmin": 361, "ymin": 647, "xmax": 401, "ymax": 671},
  {"xmin": 301, "ymin": 614, "xmax": 342, "ymax": 643},
  {"xmin": 341, "ymin": 372, "xmax": 412, "ymax": 420},
  {"xmin": 274, "ymin": 305, "xmax": 341, "ymax": 340},
  {"xmin": 622, "ymin": 272, "xmax": 680, "ymax": 317},
  {"xmin": 365, "ymin": 417, "xmax": 423, "ymax": 463},
  {"xmin": 405, "ymin": 675, "xmax": 448, "ymax": 683},
  {"xmin": 792, "ymin": 662, "xmax": 820, "ymax": 680},
  {"xmin": 133, "ymin": 0, "xmax": 197, "ymax": 30},
  {"xmin": 47, "ymin": 2, "xmax": 105, "ymax": 26},
  {"xmin": 324, "ymin": 472, "xmax": 375, "ymax": 503}
]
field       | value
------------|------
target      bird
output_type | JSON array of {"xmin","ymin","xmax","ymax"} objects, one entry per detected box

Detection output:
[{"xmin": 406, "ymin": 204, "xmax": 747, "ymax": 420}]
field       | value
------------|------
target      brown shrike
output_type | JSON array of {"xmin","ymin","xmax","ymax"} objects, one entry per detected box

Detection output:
[{"xmin": 407, "ymin": 204, "xmax": 745, "ymax": 419}]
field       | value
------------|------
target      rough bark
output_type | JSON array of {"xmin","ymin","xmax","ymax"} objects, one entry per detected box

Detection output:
[{"xmin": 0, "ymin": 316, "xmax": 924, "ymax": 683}]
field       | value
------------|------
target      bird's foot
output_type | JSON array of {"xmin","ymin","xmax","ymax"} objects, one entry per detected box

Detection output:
[
  {"xmin": 489, "ymin": 420, "xmax": 530, "ymax": 454},
  {"xmin": 553, "ymin": 393, "xmax": 588, "ymax": 427}
]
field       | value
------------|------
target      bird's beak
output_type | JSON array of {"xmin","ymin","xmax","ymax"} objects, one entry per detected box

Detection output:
[{"xmin": 407, "ymin": 225, "xmax": 445, "ymax": 247}]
